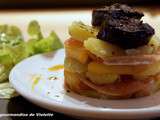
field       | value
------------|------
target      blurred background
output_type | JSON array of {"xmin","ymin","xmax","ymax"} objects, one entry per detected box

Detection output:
[{"xmin": 0, "ymin": 0, "xmax": 159, "ymax": 8}]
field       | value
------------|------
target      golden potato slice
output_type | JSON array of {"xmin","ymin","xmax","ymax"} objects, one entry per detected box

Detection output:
[
  {"xmin": 86, "ymin": 72, "xmax": 118, "ymax": 85},
  {"xmin": 64, "ymin": 70, "xmax": 92, "ymax": 93},
  {"xmin": 138, "ymin": 61, "xmax": 160, "ymax": 76},
  {"xmin": 69, "ymin": 21, "xmax": 98, "ymax": 41},
  {"xmin": 84, "ymin": 38, "xmax": 124, "ymax": 59},
  {"xmin": 65, "ymin": 39, "xmax": 89, "ymax": 64},
  {"xmin": 64, "ymin": 57, "xmax": 87, "ymax": 74},
  {"xmin": 88, "ymin": 61, "xmax": 160, "ymax": 77},
  {"xmin": 148, "ymin": 35, "xmax": 160, "ymax": 52},
  {"xmin": 64, "ymin": 70, "xmax": 105, "ymax": 98},
  {"xmin": 88, "ymin": 62, "xmax": 134, "ymax": 75}
]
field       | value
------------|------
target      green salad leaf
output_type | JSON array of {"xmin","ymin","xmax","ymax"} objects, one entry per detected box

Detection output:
[
  {"xmin": 0, "ymin": 82, "xmax": 18, "ymax": 99},
  {"xmin": 0, "ymin": 25, "xmax": 23, "ymax": 46},
  {"xmin": 0, "ymin": 20, "xmax": 63, "ymax": 99},
  {"xmin": 27, "ymin": 20, "xmax": 43, "ymax": 40},
  {"xmin": 34, "ymin": 31, "xmax": 63, "ymax": 53}
]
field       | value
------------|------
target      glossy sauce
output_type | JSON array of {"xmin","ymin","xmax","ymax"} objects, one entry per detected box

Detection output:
[
  {"xmin": 48, "ymin": 64, "xmax": 64, "ymax": 71},
  {"xmin": 31, "ymin": 74, "xmax": 41, "ymax": 90}
]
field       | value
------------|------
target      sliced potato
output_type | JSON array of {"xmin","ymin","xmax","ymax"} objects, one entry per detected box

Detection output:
[
  {"xmin": 64, "ymin": 70, "xmax": 102, "ymax": 98},
  {"xmin": 88, "ymin": 61, "xmax": 160, "ymax": 80},
  {"xmin": 64, "ymin": 57, "xmax": 87, "ymax": 74},
  {"xmin": 69, "ymin": 21, "xmax": 98, "ymax": 41},
  {"xmin": 86, "ymin": 72, "xmax": 118, "ymax": 85},
  {"xmin": 84, "ymin": 38, "xmax": 124, "ymax": 59},
  {"xmin": 65, "ymin": 46, "xmax": 88, "ymax": 64},
  {"xmin": 148, "ymin": 35, "xmax": 160, "ymax": 52},
  {"xmin": 65, "ymin": 39, "xmax": 88, "ymax": 64},
  {"xmin": 154, "ymin": 74, "xmax": 160, "ymax": 91},
  {"xmin": 137, "ymin": 61, "xmax": 160, "ymax": 76},
  {"xmin": 88, "ymin": 62, "xmax": 134, "ymax": 75},
  {"xmin": 64, "ymin": 70, "xmax": 90, "ymax": 92},
  {"xmin": 64, "ymin": 70, "xmax": 82, "ymax": 91}
]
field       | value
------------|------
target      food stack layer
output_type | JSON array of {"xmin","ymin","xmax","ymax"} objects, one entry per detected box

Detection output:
[{"xmin": 64, "ymin": 4, "xmax": 160, "ymax": 99}]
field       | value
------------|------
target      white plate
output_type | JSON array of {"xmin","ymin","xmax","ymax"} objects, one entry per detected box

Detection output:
[{"xmin": 9, "ymin": 48, "xmax": 160, "ymax": 120}]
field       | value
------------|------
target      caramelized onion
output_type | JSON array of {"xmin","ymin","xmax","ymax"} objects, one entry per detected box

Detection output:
[
  {"xmin": 103, "ymin": 54, "xmax": 160, "ymax": 65},
  {"xmin": 80, "ymin": 77, "xmax": 154, "ymax": 96}
]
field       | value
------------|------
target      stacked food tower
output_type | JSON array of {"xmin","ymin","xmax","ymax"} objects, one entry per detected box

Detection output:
[{"xmin": 64, "ymin": 4, "xmax": 160, "ymax": 99}]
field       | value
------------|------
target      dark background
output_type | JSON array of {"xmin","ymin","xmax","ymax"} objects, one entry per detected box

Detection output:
[
  {"xmin": 0, "ymin": 96, "xmax": 78, "ymax": 120},
  {"xmin": 0, "ymin": 96, "xmax": 159, "ymax": 120},
  {"xmin": 0, "ymin": 0, "xmax": 158, "ymax": 9}
]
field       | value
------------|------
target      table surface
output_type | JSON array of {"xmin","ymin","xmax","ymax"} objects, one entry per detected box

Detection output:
[{"xmin": 1, "ymin": 6, "xmax": 160, "ymax": 120}]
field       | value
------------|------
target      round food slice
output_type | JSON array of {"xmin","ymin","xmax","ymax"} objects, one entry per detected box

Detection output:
[
  {"xmin": 86, "ymin": 72, "xmax": 118, "ymax": 85},
  {"xmin": 84, "ymin": 37, "xmax": 124, "ymax": 59},
  {"xmin": 69, "ymin": 21, "xmax": 98, "ymax": 41},
  {"xmin": 64, "ymin": 57, "xmax": 87, "ymax": 74},
  {"xmin": 65, "ymin": 38, "xmax": 89, "ymax": 64},
  {"xmin": 81, "ymin": 77, "xmax": 154, "ymax": 97}
]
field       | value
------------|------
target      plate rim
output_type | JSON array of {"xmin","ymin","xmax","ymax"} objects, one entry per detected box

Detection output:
[{"xmin": 9, "ymin": 49, "xmax": 160, "ymax": 119}]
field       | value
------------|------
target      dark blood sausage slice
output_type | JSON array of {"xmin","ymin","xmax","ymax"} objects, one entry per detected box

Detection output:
[
  {"xmin": 92, "ymin": 6, "xmax": 109, "ymax": 26},
  {"xmin": 92, "ymin": 3, "xmax": 144, "ymax": 26},
  {"xmin": 109, "ymin": 3, "xmax": 144, "ymax": 19},
  {"xmin": 97, "ymin": 18, "xmax": 155, "ymax": 49}
]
